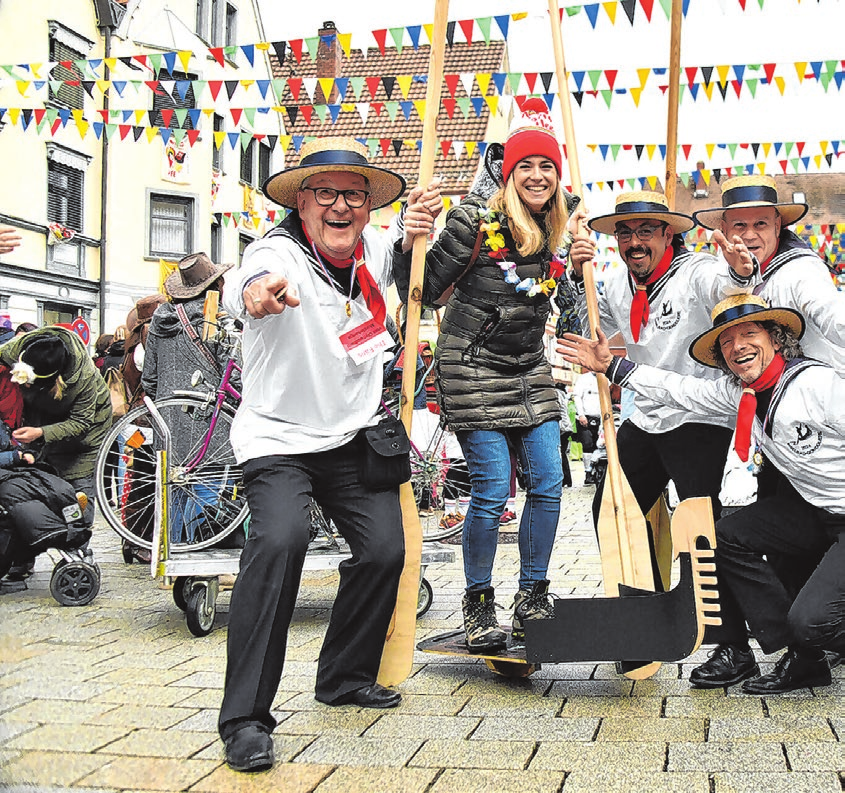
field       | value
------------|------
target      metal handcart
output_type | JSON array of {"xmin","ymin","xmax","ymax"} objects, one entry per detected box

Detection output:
[{"xmin": 145, "ymin": 398, "xmax": 454, "ymax": 637}]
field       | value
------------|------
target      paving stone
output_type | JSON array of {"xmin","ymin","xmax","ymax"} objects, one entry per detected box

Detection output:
[
  {"xmin": 597, "ymin": 716, "xmax": 706, "ymax": 742},
  {"xmin": 0, "ymin": 749, "xmax": 112, "ymax": 787},
  {"xmin": 784, "ymin": 741, "xmax": 845, "ymax": 771},
  {"xmin": 296, "ymin": 735, "xmax": 422, "ymax": 767},
  {"xmin": 167, "ymin": 708, "xmax": 220, "ymax": 732},
  {"xmin": 708, "ymin": 715, "xmax": 835, "ymax": 742},
  {"xmin": 561, "ymin": 695, "xmax": 662, "ymax": 717},
  {"xmin": 0, "ymin": 720, "xmax": 37, "ymax": 745},
  {"xmin": 102, "ymin": 727, "xmax": 217, "ymax": 758},
  {"xmin": 767, "ymin": 698, "xmax": 845, "ymax": 717},
  {"xmin": 313, "ymin": 765, "xmax": 438, "ymax": 792},
  {"xmin": 548, "ymin": 679, "xmax": 635, "ymax": 698},
  {"xmin": 190, "ymin": 762, "xmax": 334, "ymax": 792},
  {"xmin": 363, "ymin": 714, "xmax": 480, "ymax": 740},
  {"xmin": 664, "ymin": 695, "xmax": 764, "ymax": 718},
  {"xmin": 530, "ymin": 740, "xmax": 666, "ymax": 772},
  {"xmin": 409, "ymin": 738, "xmax": 534, "ymax": 769},
  {"xmin": 1, "ymin": 699, "xmax": 119, "ymax": 725},
  {"xmin": 3, "ymin": 723, "xmax": 132, "ymax": 753},
  {"xmin": 429, "ymin": 768, "xmax": 565, "ymax": 792},
  {"xmin": 711, "ymin": 771, "xmax": 841, "ymax": 792},
  {"xmin": 90, "ymin": 704, "xmax": 200, "ymax": 730},
  {"xmin": 562, "ymin": 769, "xmax": 710, "ymax": 792},
  {"xmin": 274, "ymin": 709, "xmax": 383, "ymax": 736},
  {"xmin": 668, "ymin": 741, "xmax": 787, "ymax": 772},
  {"xmin": 77, "ymin": 756, "xmax": 221, "ymax": 791},
  {"xmin": 470, "ymin": 714, "xmax": 597, "ymax": 741},
  {"xmin": 390, "ymin": 693, "xmax": 471, "ymax": 715}
]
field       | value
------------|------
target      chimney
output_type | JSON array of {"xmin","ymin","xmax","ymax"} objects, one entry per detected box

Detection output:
[{"xmin": 316, "ymin": 21, "xmax": 341, "ymax": 103}]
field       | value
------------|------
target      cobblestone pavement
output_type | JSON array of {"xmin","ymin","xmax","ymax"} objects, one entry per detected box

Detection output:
[{"xmin": 2, "ymin": 465, "xmax": 844, "ymax": 792}]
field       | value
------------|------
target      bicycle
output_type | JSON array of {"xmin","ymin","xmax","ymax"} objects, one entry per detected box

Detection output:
[
  {"xmin": 95, "ymin": 321, "xmax": 469, "ymax": 551},
  {"xmin": 94, "ymin": 320, "xmax": 248, "ymax": 554}
]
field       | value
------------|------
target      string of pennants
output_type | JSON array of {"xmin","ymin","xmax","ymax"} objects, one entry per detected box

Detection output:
[
  {"xmin": 0, "ymin": 0, "xmax": 832, "ymax": 81},
  {"xmin": 6, "ymin": 59, "xmax": 844, "ymax": 107}
]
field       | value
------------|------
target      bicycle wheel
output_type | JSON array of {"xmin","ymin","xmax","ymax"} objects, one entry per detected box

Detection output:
[
  {"xmin": 94, "ymin": 396, "xmax": 248, "ymax": 551},
  {"xmin": 411, "ymin": 425, "xmax": 471, "ymax": 542}
]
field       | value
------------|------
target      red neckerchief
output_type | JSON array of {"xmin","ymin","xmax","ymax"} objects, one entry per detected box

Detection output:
[
  {"xmin": 734, "ymin": 352, "xmax": 786, "ymax": 462},
  {"xmin": 759, "ymin": 250, "xmax": 776, "ymax": 276},
  {"xmin": 302, "ymin": 226, "xmax": 386, "ymax": 326},
  {"xmin": 0, "ymin": 366, "xmax": 23, "ymax": 430},
  {"xmin": 629, "ymin": 245, "xmax": 674, "ymax": 342}
]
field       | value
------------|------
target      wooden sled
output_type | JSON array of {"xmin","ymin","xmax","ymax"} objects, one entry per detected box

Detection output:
[{"xmin": 418, "ymin": 498, "xmax": 720, "ymax": 676}]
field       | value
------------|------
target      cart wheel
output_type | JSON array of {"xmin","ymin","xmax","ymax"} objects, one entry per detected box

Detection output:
[
  {"xmin": 416, "ymin": 577, "xmax": 433, "ymax": 618},
  {"xmin": 50, "ymin": 561, "xmax": 100, "ymax": 607},
  {"xmin": 172, "ymin": 577, "xmax": 193, "ymax": 612},
  {"xmin": 484, "ymin": 658, "xmax": 536, "ymax": 678},
  {"xmin": 186, "ymin": 584, "xmax": 217, "ymax": 637},
  {"xmin": 121, "ymin": 541, "xmax": 134, "ymax": 564}
]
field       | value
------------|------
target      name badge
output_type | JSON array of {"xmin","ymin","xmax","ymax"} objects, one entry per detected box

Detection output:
[{"xmin": 339, "ymin": 318, "xmax": 393, "ymax": 365}]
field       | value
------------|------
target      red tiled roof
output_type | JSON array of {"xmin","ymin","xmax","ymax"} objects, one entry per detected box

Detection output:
[{"xmin": 270, "ymin": 38, "xmax": 507, "ymax": 196}]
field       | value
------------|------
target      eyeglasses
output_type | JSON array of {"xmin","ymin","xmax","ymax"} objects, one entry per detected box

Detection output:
[
  {"xmin": 300, "ymin": 187, "xmax": 370, "ymax": 209},
  {"xmin": 615, "ymin": 223, "xmax": 666, "ymax": 243}
]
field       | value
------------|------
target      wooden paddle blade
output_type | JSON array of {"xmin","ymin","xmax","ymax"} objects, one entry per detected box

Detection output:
[
  {"xmin": 647, "ymin": 495, "xmax": 673, "ymax": 591},
  {"xmin": 377, "ymin": 480, "xmax": 422, "ymax": 687},
  {"xmin": 596, "ymin": 468, "xmax": 654, "ymax": 597}
]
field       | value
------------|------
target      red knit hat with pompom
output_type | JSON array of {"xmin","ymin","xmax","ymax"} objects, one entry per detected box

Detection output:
[{"xmin": 502, "ymin": 97, "xmax": 562, "ymax": 183}]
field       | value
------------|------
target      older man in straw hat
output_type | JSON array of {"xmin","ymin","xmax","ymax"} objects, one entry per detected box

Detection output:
[
  {"xmin": 217, "ymin": 136, "xmax": 440, "ymax": 772},
  {"xmin": 695, "ymin": 174, "xmax": 845, "ymax": 374},
  {"xmin": 566, "ymin": 191, "xmax": 755, "ymax": 534},
  {"xmin": 558, "ymin": 293, "xmax": 844, "ymax": 694}
]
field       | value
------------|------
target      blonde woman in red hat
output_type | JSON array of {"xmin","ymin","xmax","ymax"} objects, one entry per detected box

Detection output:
[{"xmin": 399, "ymin": 99, "xmax": 577, "ymax": 653}]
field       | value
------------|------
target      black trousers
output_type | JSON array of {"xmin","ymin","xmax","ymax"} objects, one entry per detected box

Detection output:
[
  {"xmin": 575, "ymin": 417, "xmax": 600, "ymax": 454},
  {"xmin": 218, "ymin": 439, "xmax": 405, "ymax": 741},
  {"xmin": 560, "ymin": 431, "xmax": 573, "ymax": 487},
  {"xmin": 706, "ymin": 485, "xmax": 845, "ymax": 655},
  {"xmin": 592, "ymin": 420, "xmax": 733, "ymax": 527}
]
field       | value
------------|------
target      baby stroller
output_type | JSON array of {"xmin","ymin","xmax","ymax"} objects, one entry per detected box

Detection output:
[{"xmin": 0, "ymin": 466, "xmax": 100, "ymax": 606}]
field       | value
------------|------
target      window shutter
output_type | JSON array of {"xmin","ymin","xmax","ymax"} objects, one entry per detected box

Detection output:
[{"xmin": 48, "ymin": 162, "xmax": 84, "ymax": 232}]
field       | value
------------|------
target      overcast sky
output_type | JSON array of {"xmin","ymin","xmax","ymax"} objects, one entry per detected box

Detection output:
[{"xmin": 259, "ymin": 0, "xmax": 844, "ymax": 212}]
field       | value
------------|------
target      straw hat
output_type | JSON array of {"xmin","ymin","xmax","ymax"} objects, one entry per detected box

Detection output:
[
  {"xmin": 589, "ymin": 191, "xmax": 694, "ymax": 236},
  {"xmin": 692, "ymin": 175, "xmax": 809, "ymax": 230},
  {"xmin": 689, "ymin": 294, "xmax": 805, "ymax": 368},
  {"xmin": 164, "ymin": 253, "xmax": 233, "ymax": 300},
  {"xmin": 262, "ymin": 137, "xmax": 406, "ymax": 210}
]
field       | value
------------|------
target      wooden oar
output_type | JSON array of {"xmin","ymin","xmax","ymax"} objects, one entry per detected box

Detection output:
[
  {"xmin": 548, "ymin": 0, "xmax": 659, "ymax": 678},
  {"xmin": 664, "ymin": 0, "xmax": 684, "ymax": 210},
  {"xmin": 378, "ymin": 0, "xmax": 449, "ymax": 687}
]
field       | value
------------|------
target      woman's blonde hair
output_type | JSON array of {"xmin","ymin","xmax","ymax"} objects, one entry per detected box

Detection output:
[
  {"xmin": 488, "ymin": 174, "xmax": 570, "ymax": 257},
  {"xmin": 112, "ymin": 325, "xmax": 128, "ymax": 342}
]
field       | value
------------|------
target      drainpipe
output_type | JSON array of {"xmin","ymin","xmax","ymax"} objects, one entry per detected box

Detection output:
[{"xmin": 98, "ymin": 24, "xmax": 111, "ymax": 335}]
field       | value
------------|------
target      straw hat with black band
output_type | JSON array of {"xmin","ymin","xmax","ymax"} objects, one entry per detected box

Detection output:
[
  {"xmin": 692, "ymin": 175, "xmax": 809, "ymax": 230},
  {"xmin": 689, "ymin": 294, "xmax": 805, "ymax": 368},
  {"xmin": 589, "ymin": 191, "xmax": 695, "ymax": 236},
  {"xmin": 262, "ymin": 137, "xmax": 406, "ymax": 210}
]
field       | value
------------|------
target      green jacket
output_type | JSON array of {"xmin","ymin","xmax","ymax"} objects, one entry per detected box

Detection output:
[{"xmin": 0, "ymin": 327, "xmax": 112, "ymax": 480}]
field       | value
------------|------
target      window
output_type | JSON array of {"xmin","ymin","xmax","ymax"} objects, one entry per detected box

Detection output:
[
  {"xmin": 238, "ymin": 233, "xmax": 253, "ymax": 264},
  {"xmin": 48, "ymin": 22, "xmax": 93, "ymax": 109},
  {"xmin": 197, "ymin": 0, "xmax": 224, "ymax": 45},
  {"xmin": 212, "ymin": 113, "xmax": 224, "ymax": 171},
  {"xmin": 211, "ymin": 219, "xmax": 222, "ymax": 264},
  {"xmin": 41, "ymin": 302, "xmax": 79, "ymax": 327},
  {"xmin": 240, "ymin": 139, "xmax": 271, "ymax": 187},
  {"xmin": 152, "ymin": 70, "xmax": 196, "ymax": 130},
  {"xmin": 225, "ymin": 3, "xmax": 238, "ymax": 48},
  {"xmin": 48, "ymin": 162, "xmax": 84, "ymax": 232},
  {"xmin": 150, "ymin": 193, "xmax": 194, "ymax": 257}
]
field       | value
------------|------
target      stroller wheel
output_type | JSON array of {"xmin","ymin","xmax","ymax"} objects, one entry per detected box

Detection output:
[{"xmin": 50, "ymin": 560, "xmax": 100, "ymax": 606}]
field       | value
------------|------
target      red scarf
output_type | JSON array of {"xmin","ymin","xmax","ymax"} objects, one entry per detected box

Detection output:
[
  {"xmin": 629, "ymin": 246, "xmax": 674, "ymax": 342},
  {"xmin": 759, "ymin": 250, "xmax": 776, "ymax": 276},
  {"xmin": 0, "ymin": 366, "xmax": 23, "ymax": 431},
  {"xmin": 302, "ymin": 227, "xmax": 386, "ymax": 326},
  {"xmin": 734, "ymin": 352, "xmax": 786, "ymax": 462}
]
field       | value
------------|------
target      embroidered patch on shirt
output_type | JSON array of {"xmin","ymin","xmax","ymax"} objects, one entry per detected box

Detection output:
[{"xmin": 786, "ymin": 423, "xmax": 823, "ymax": 456}]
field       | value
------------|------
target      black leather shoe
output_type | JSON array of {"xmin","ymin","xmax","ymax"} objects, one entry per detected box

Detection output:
[
  {"xmin": 322, "ymin": 683, "xmax": 402, "ymax": 709},
  {"xmin": 742, "ymin": 648, "xmax": 831, "ymax": 695},
  {"xmin": 224, "ymin": 725, "xmax": 274, "ymax": 772},
  {"xmin": 690, "ymin": 644, "xmax": 759, "ymax": 688}
]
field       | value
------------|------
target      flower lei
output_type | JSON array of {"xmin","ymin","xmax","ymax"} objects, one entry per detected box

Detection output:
[{"xmin": 478, "ymin": 208, "xmax": 563, "ymax": 298}]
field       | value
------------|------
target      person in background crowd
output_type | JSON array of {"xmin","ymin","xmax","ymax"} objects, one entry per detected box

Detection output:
[
  {"xmin": 101, "ymin": 326, "xmax": 126, "ymax": 375},
  {"xmin": 92, "ymin": 334, "xmax": 113, "ymax": 371},
  {"xmin": 398, "ymin": 99, "xmax": 575, "ymax": 653},
  {"xmin": 555, "ymin": 382, "xmax": 573, "ymax": 488},
  {"xmin": 14, "ymin": 323, "xmax": 37, "ymax": 337},
  {"xmin": 0, "ymin": 315, "xmax": 14, "ymax": 346},
  {"xmin": 572, "ymin": 370, "xmax": 601, "ymax": 485}
]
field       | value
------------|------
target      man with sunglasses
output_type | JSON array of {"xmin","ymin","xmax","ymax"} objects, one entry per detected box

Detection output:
[
  {"xmin": 217, "ymin": 137, "xmax": 440, "ymax": 772},
  {"xmin": 565, "ymin": 191, "xmax": 754, "ymax": 535}
]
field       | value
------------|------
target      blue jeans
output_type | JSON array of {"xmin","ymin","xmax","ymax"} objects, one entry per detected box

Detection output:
[{"xmin": 457, "ymin": 421, "xmax": 562, "ymax": 591}]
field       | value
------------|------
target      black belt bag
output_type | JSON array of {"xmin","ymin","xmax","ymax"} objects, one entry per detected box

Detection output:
[{"xmin": 357, "ymin": 416, "xmax": 411, "ymax": 490}]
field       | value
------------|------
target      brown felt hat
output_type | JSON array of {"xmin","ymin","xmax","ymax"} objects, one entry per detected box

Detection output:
[{"xmin": 164, "ymin": 252, "xmax": 233, "ymax": 300}]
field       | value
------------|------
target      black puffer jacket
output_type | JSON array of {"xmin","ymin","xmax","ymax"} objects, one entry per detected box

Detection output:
[{"xmin": 394, "ymin": 192, "xmax": 559, "ymax": 432}]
